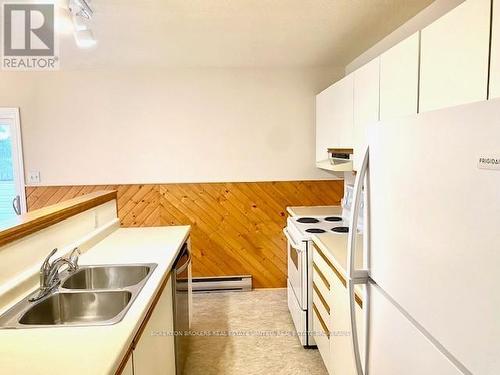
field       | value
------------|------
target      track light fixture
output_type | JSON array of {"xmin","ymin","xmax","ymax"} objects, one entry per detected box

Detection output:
[
  {"xmin": 60, "ymin": 0, "xmax": 97, "ymax": 48},
  {"xmin": 69, "ymin": 0, "xmax": 93, "ymax": 20}
]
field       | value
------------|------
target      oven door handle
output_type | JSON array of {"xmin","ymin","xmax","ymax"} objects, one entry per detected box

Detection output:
[{"xmin": 283, "ymin": 228, "xmax": 304, "ymax": 252}]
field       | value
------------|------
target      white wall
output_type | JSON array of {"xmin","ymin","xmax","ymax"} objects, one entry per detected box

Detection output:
[{"xmin": 0, "ymin": 66, "xmax": 343, "ymax": 185}]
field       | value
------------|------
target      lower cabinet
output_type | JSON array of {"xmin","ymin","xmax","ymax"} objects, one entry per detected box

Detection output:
[
  {"xmin": 134, "ymin": 272, "xmax": 176, "ymax": 375},
  {"xmin": 312, "ymin": 244, "xmax": 363, "ymax": 375},
  {"xmin": 119, "ymin": 272, "xmax": 176, "ymax": 375}
]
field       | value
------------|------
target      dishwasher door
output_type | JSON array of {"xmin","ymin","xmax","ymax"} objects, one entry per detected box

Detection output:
[{"xmin": 173, "ymin": 243, "xmax": 191, "ymax": 375}]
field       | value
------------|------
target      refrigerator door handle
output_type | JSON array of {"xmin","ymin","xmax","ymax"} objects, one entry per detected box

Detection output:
[
  {"xmin": 348, "ymin": 278, "xmax": 366, "ymax": 375},
  {"xmin": 347, "ymin": 147, "xmax": 370, "ymax": 375},
  {"xmin": 347, "ymin": 147, "xmax": 369, "ymax": 280}
]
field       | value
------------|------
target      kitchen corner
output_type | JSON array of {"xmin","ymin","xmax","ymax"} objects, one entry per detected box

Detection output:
[{"xmin": 0, "ymin": 192, "xmax": 191, "ymax": 375}]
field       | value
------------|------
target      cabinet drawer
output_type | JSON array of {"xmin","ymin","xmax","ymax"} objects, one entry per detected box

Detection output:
[
  {"xmin": 313, "ymin": 244, "xmax": 363, "ymax": 310},
  {"xmin": 313, "ymin": 245, "xmax": 346, "ymax": 287}
]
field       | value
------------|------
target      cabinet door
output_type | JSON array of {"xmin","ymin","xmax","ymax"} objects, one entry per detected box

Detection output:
[
  {"xmin": 134, "ymin": 273, "xmax": 176, "ymax": 375},
  {"xmin": 313, "ymin": 246, "xmax": 363, "ymax": 375},
  {"xmin": 380, "ymin": 33, "xmax": 419, "ymax": 120},
  {"xmin": 328, "ymin": 271, "xmax": 363, "ymax": 375},
  {"xmin": 419, "ymin": 0, "xmax": 491, "ymax": 112},
  {"xmin": 489, "ymin": 0, "xmax": 500, "ymax": 99},
  {"xmin": 316, "ymin": 84, "xmax": 336, "ymax": 163},
  {"xmin": 353, "ymin": 58, "xmax": 380, "ymax": 171},
  {"xmin": 315, "ymin": 74, "xmax": 354, "ymax": 163}
]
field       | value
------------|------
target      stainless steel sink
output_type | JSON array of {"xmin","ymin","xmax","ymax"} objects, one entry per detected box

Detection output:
[
  {"xmin": 62, "ymin": 265, "xmax": 152, "ymax": 290},
  {"xmin": 0, "ymin": 263, "xmax": 157, "ymax": 328},
  {"xmin": 19, "ymin": 291, "xmax": 132, "ymax": 326}
]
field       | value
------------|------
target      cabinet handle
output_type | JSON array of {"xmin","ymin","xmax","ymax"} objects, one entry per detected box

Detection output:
[
  {"xmin": 12, "ymin": 195, "xmax": 21, "ymax": 215},
  {"xmin": 314, "ymin": 246, "xmax": 363, "ymax": 308},
  {"xmin": 313, "ymin": 282, "xmax": 330, "ymax": 314},
  {"xmin": 313, "ymin": 262, "xmax": 330, "ymax": 290},
  {"xmin": 283, "ymin": 228, "xmax": 304, "ymax": 252},
  {"xmin": 313, "ymin": 303, "xmax": 330, "ymax": 339}
]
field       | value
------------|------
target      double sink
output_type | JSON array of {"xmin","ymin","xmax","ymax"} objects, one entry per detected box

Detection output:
[{"xmin": 0, "ymin": 263, "xmax": 157, "ymax": 328}]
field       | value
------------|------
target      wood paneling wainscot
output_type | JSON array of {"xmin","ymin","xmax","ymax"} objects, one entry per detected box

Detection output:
[{"xmin": 26, "ymin": 181, "xmax": 343, "ymax": 288}]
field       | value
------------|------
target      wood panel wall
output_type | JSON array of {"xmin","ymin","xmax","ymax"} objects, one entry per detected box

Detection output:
[{"xmin": 26, "ymin": 181, "xmax": 343, "ymax": 288}]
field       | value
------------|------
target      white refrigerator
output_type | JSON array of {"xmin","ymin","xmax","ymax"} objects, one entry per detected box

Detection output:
[{"xmin": 346, "ymin": 100, "xmax": 500, "ymax": 375}]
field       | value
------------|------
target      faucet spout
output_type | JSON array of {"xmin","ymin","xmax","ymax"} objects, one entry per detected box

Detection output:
[
  {"xmin": 45, "ymin": 258, "xmax": 75, "ymax": 286},
  {"xmin": 30, "ymin": 248, "xmax": 80, "ymax": 302}
]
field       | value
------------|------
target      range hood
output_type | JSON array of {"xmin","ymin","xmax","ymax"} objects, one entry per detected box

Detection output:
[{"xmin": 316, "ymin": 148, "xmax": 353, "ymax": 172}]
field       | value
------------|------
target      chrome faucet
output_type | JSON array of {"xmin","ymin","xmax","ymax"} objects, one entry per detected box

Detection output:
[{"xmin": 30, "ymin": 247, "xmax": 80, "ymax": 302}]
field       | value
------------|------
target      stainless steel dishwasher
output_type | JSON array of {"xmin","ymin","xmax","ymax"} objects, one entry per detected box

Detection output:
[{"xmin": 173, "ymin": 243, "xmax": 191, "ymax": 375}]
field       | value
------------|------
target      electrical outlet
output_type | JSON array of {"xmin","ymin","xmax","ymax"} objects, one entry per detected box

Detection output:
[{"xmin": 28, "ymin": 170, "xmax": 41, "ymax": 184}]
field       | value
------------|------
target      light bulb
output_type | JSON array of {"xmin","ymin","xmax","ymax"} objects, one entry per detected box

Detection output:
[
  {"xmin": 74, "ymin": 28, "xmax": 97, "ymax": 48},
  {"xmin": 72, "ymin": 15, "xmax": 88, "ymax": 31}
]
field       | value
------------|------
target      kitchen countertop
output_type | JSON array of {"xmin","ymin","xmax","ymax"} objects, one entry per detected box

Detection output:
[
  {"xmin": 286, "ymin": 205, "xmax": 341, "ymax": 217},
  {"xmin": 311, "ymin": 233, "xmax": 364, "ymax": 280},
  {"xmin": 0, "ymin": 190, "xmax": 117, "ymax": 248},
  {"xmin": 0, "ymin": 225, "xmax": 190, "ymax": 375}
]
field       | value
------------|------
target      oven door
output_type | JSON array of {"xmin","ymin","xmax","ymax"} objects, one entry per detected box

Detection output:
[{"xmin": 283, "ymin": 228, "xmax": 307, "ymax": 309}]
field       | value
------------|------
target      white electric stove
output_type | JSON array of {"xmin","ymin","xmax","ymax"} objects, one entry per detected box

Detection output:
[
  {"xmin": 283, "ymin": 214, "xmax": 349, "ymax": 347},
  {"xmin": 284, "ymin": 186, "xmax": 363, "ymax": 347}
]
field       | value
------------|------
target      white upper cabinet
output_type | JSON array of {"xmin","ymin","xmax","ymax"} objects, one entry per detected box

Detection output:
[
  {"xmin": 380, "ymin": 32, "xmax": 420, "ymax": 120},
  {"xmin": 353, "ymin": 57, "xmax": 380, "ymax": 171},
  {"xmin": 315, "ymin": 84, "xmax": 335, "ymax": 163},
  {"xmin": 489, "ymin": 0, "xmax": 500, "ymax": 99},
  {"xmin": 315, "ymin": 74, "xmax": 354, "ymax": 163},
  {"xmin": 419, "ymin": 0, "xmax": 491, "ymax": 112}
]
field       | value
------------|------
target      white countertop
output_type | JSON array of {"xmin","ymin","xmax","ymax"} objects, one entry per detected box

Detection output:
[
  {"xmin": 0, "ymin": 226, "xmax": 190, "ymax": 375},
  {"xmin": 286, "ymin": 205, "xmax": 341, "ymax": 217},
  {"xmin": 311, "ymin": 232, "xmax": 364, "ymax": 281}
]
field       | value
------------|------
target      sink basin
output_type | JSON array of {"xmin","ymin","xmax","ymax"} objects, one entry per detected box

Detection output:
[
  {"xmin": 0, "ymin": 263, "xmax": 157, "ymax": 328},
  {"xmin": 19, "ymin": 291, "xmax": 132, "ymax": 326},
  {"xmin": 62, "ymin": 265, "xmax": 152, "ymax": 290}
]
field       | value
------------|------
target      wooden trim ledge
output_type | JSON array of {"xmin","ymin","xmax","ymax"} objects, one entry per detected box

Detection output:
[{"xmin": 0, "ymin": 190, "xmax": 117, "ymax": 248}]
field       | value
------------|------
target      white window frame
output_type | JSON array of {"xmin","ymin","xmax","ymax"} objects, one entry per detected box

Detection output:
[{"xmin": 0, "ymin": 107, "xmax": 26, "ymax": 214}]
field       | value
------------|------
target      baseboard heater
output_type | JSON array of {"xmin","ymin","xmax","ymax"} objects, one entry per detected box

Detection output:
[{"xmin": 192, "ymin": 275, "xmax": 252, "ymax": 293}]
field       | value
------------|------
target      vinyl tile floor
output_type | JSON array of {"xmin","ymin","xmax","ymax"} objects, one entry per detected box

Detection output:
[{"xmin": 183, "ymin": 288, "xmax": 328, "ymax": 375}]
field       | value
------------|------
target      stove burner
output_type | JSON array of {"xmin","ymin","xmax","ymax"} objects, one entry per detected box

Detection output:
[
  {"xmin": 332, "ymin": 226, "xmax": 349, "ymax": 233},
  {"xmin": 297, "ymin": 217, "xmax": 320, "ymax": 224},
  {"xmin": 306, "ymin": 228, "xmax": 326, "ymax": 234},
  {"xmin": 324, "ymin": 216, "xmax": 342, "ymax": 222}
]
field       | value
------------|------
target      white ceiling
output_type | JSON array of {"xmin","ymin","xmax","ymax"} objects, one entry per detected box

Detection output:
[{"xmin": 60, "ymin": 0, "xmax": 435, "ymax": 69}]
